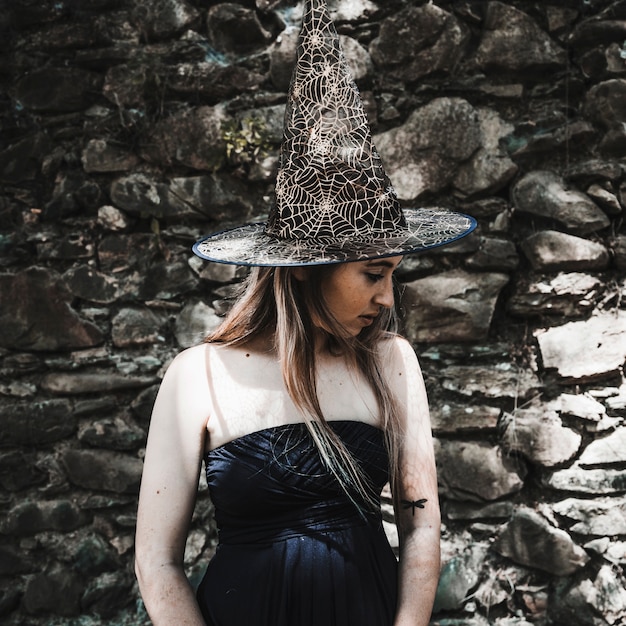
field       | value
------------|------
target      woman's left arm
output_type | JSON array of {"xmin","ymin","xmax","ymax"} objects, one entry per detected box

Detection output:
[{"xmin": 383, "ymin": 337, "xmax": 441, "ymax": 626}]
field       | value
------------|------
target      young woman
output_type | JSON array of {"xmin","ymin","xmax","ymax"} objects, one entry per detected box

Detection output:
[
  {"xmin": 135, "ymin": 1, "xmax": 475, "ymax": 623},
  {"xmin": 135, "ymin": 259, "xmax": 441, "ymax": 626}
]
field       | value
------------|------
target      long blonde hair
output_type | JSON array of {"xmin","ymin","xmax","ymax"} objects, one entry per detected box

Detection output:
[{"xmin": 206, "ymin": 265, "xmax": 401, "ymax": 511}]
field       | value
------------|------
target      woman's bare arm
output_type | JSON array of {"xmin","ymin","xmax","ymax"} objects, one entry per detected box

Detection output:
[
  {"xmin": 135, "ymin": 345, "xmax": 212, "ymax": 625},
  {"xmin": 383, "ymin": 337, "xmax": 441, "ymax": 626}
]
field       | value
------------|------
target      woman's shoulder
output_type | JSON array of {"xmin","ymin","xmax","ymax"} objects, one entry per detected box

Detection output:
[
  {"xmin": 166, "ymin": 340, "xmax": 274, "ymax": 377},
  {"xmin": 376, "ymin": 333, "xmax": 419, "ymax": 367}
]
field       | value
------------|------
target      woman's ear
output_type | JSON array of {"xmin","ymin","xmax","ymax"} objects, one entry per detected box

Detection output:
[{"xmin": 292, "ymin": 267, "xmax": 308, "ymax": 282}]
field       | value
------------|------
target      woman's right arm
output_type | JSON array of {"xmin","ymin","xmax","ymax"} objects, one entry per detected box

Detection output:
[{"xmin": 135, "ymin": 345, "xmax": 212, "ymax": 625}]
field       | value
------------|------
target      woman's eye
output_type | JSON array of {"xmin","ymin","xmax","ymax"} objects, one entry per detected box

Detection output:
[{"xmin": 366, "ymin": 273, "xmax": 384, "ymax": 282}]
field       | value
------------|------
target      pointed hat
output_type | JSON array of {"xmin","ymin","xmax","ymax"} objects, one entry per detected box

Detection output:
[{"xmin": 193, "ymin": 0, "xmax": 476, "ymax": 266}]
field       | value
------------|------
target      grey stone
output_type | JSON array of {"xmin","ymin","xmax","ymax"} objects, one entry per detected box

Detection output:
[
  {"xmin": 585, "ymin": 539, "xmax": 626, "ymax": 566},
  {"xmin": 599, "ymin": 122, "xmax": 626, "ymax": 157},
  {"xmin": 167, "ymin": 175, "xmax": 257, "ymax": 222},
  {"xmin": 331, "ymin": 0, "xmax": 378, "ymax": 22},
  {"xmin": 174, "ymin": 300, "xmax": 222, "ymax": 348},
  {"xmin": 401, "ymin": 270, "xmax": 509, "ymax": 343},
  {"xmin": 585, "ymin": 79, "xmax": 626, "ymax": 129},
  {"xmin": 41, "ymin": 372, "xmax": 157, "ymax": 395},
  {"xmin": 0, "ymin": 268, "xmax": 102, "ymax": 351},
  {"xmin": 110, "ymin": 173, "xmax": 257, "ymax": 223},
  {"xmin": 71, "ymin": 535, "xmax": 120, "ymax": 576},
  {"xmin": 546, "ymin": 6, "xmax": 578, "ymax": 33},
  {"xmin": 474, "ymin": 570, "xmax": 525, "ymax": 616},
  {"xmin": 566, "ymin": 158, "xmax": 624, "ymax": 185},
  {"xmin": 184, "ymin": 528, "xmax": 208, "ymax": 565},
  {"xmin": 82, "ymin": 139, "xmax": 139, "ymax": 173},
  {"xmin": 553, "ymin": 497, "xmax": 626, "ymax": 536},
  {"xmin": 16, "ymin": 19, "xmax": 102, "ymax": 52},
  {"xmin": 78, "ymin": 417, "xmax": 145, "ymax": 451},
  {"xmin": 570, "ymin": 19, "xmax": 626, "ymax": 48},
  {"xmin": 140, "ymin": 105, "xmax": 228, "ymax": 171},
  {"xmin": 97, "ymin": 205, "xmax": 132, "ymax": 231},
  {"xmin": 0, "ymin": 380, "xmax": 36, "ymax": 398},
  {"xmin": 36, "ymin": 233, "xmax": 95, "ymax": 261},
  {"xmin": 207, "ymin": 3, "xmax": 272, "ymax": 56},
  {"xmin": 550, "ymin": 576, "xmax": 610, "ymax": 626},
  {"xmin": 369, "ymin": 4, "xmax": 469, "ymax": 82},
  {"xmin": 535, "ymin": 311, "xmax": 626, "ymax": 381},
  {"xmin": 464, "ymin": 237, "xmax": 519, "ymax": 271},
  {"xmin": 454, "ymin": 108, "xmax": 518, "ymax": 197},
  {"xmin": 612, "ymin": 235, "xmax": 626, "ymax": 271},
  {"xmin": 521, "ymin": 230, "xmax": 609, "ymax": 272},
  {"xmin": 111, "ymin": 307, "xmax": 168, "ymax": 348},
  {"xmin": 505, "ymin": 120, "xmax": 596, "ymax": 160},
  {"xmin": 63, "ymin": 449, "xmax": 143, "ymax": 493},
  {"xmin": 493, "ymin": 507, "xmax": 589, "ymax": 575},
  {"xmin": 605, "ymin": 384, "xmax": 626, "ymax": 413},
  {"xmin": 198, "ymin": 261, "xmax": 242, "ymax": 283},
  {"xmin": 558, "ymin": 392, "xmax": 607, "ymax": 422},
  {"xmin": 131, "ymin": 385, "xmax": 161, "ymax": 425},
  {"xmin": 512, "ymin": 171, "xmax": 610, "ymax": 234},
  {"xmin": 586, "ymin": 184, "xmax": 622, "ymax": 216},
  {"xmin": 375, "ymin": 98, "xmax": 481, "ymax": 200},
  {"xmin": 102, "ymin": 62, "xmax": 158, "ymax": 108},
  {"xmin": 433, "ymin": 543, "xmax": 488, "ymax": 612},
  {"xmin": 582, "ymin": 566, "xmax": 626, "ymax": 626},
  {"xmin": 23, "ymin": 564, "xmax": 82, "ymax": 616},
  {"xmin": 1, "ymin": 399, "xmax": 76, "ymax": 446},
  {"xmin": 440, "ymin": 364, "xmax": 542, "ymax": 402},
  {"xmin": 578, "ymin": 427, "xmax": 626, "ymax": 467},
  {"xmin": 269, "ymin": 26, "xmax": 300, "ymax": 91},
  {"xmin": 236, "ymin": 104, "xmax": 286, "ymax": 145},
  {"xmin": 131, "ymin": 0, "xmax": 199, "ymax": 39},
  {"xmin": 0, "ymin": 451, "xmax": 46, "ymax": 492},
  {"xmin": 2, "ymin": 500, "xmax": 87, "ymax": 536},
  {"xmin": 500, "ymin": 408, "xmax": 582, "ymax": 467},
  {"xmin": 445, "ymin": 500, "xmax": 514, "ymax": 521},
  {"xmin": 63, "ymin": 265, "xmax": 119, "ymax": 304},
  {"xmin": 0, "ymin": 544, "xmax": 34, "ymax": 575},
  {"xmin": 97, "ymin": 233, "xmax": 161, "ymax": 272},
  {"xmin": 81, "ymin": 570, "xmax": 134, "ymax": 618},
  {"xmin": 544, "ymin": 467, "xmax": 626, "ymax": 495},
  {"xmin": 430, "ymin": 402, "xmax": 500, "ymax": 434},
  {"xmin": 435, "ymin": 439, "xmax": 526, "ymax": 502},
  {"xmin": 161, "ymin": 60, "xmax": 266, "ymax": 103},
  {"xmin": 508, "ymin": 273, "xmax": 602, "ymax": 317},
  {"xmin": 475, "ymin": 2, "xmax": 566, "ymax": 72},
  {"xmin": 0, "ymin": 132, "xmax": 52, "ymax": 183},
  {"xmin": 138, "ymin": 259, "xmax": 199, "ymax": 301},
  {"xmin": 109, "ymin": 173, "xmax": 190, "ymax": 220},
  {"xmin": 15, "ymin": 67, "xmax": 102, "ymax": 112}
]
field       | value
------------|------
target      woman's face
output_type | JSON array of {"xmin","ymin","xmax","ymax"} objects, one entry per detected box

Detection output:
[{"xmin": 317, "ymin": 256, "xmax": 402, "ymax": 337}]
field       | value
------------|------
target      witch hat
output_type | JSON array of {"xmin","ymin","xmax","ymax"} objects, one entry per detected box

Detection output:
[{"xmin": 193, "ymin": 0, "xmax": 476, "ymax": 266}]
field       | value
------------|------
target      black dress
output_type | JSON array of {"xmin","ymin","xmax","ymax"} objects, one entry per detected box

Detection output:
[{"xmin": 196, "ymin": 420, "xmax": 398, "ymax": 625}]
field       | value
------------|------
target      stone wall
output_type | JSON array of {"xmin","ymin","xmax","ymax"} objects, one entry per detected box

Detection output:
[{"xmin": 1, "ymin": 1, "xmax": 625, "ymax": 624}]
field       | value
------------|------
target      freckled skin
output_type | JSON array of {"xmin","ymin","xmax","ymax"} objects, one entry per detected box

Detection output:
[{"xmin": 319, "ymin": 258, "xmax": 401, "ymax": 337}]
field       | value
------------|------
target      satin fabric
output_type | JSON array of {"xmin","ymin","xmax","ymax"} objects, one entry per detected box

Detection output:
[{"xmin": 196, "ymin": 420, "xmax": 398, "ymax": 625}]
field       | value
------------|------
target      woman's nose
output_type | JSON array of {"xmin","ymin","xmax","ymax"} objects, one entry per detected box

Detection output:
[{"xmin": 374, "ymin": 278, "xmax": 395, "ymax": 308}]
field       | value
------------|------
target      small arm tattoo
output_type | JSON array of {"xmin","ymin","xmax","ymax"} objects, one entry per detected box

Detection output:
[{"xmin": 401, "ymin": 499, "xmax": 428, "ymax": 516}]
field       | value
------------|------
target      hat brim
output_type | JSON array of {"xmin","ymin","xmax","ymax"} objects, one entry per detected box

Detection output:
[{"xmin": 192, "ymin": 208, "xmax": 477, "ymax": 267}]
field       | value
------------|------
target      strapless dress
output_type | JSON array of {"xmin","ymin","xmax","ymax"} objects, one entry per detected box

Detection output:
[{"xmin": 196, "ymin": 420, "xmax": 398, "ymax": 625}]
